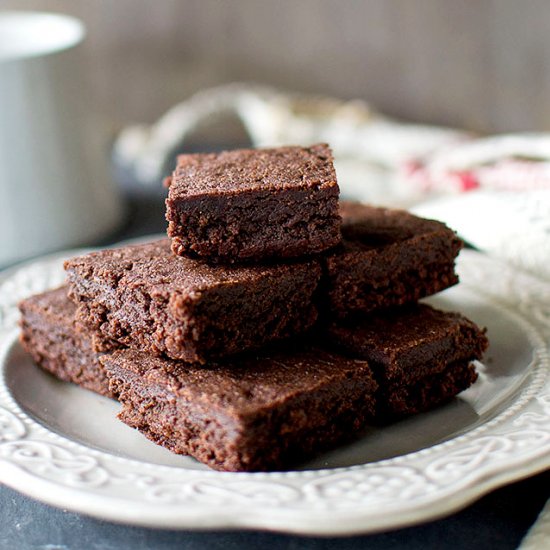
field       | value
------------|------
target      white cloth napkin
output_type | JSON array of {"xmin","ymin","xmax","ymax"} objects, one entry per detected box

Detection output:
[{"xmin": 413, "ymin": 190, "xmax": 550, "ymax": 282}]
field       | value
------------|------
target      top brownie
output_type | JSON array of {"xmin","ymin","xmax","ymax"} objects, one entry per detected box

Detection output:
[{"xmin": 166, "ymin": 143, "xmax": 341, "ymax": 263}]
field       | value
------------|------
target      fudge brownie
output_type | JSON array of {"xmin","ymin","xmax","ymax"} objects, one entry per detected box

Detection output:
[
  {"xmin": 325, "ymin": 303, "xmax": 488, "ymax": 417},
  {"xmin": 323, "ymin": 202, "xmax": 463, "ymax": 317},
  {"xmin": 18, "ymin": 287, "xmax": 113, "ymax": 398},
  {"xmin": 165, "ymin": 143, "xmax": 341, "ymax": 263},
  {"xmin": 102, "ymin": 346, "xmax": 377, "ymax": 472},
  {"xmin": 64, "ymin": 239, "xmax": 321, "ymax": 363}
]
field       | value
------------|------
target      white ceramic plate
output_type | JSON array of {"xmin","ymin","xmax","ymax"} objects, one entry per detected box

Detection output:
[{"xmin": 0, "ymin": 247, "xmax": 549, "ymax": 535}]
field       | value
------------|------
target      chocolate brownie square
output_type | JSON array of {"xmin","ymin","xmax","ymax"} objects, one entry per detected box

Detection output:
[
  {"xmin": 64, "ymin": 240, "xmax": 321, "ymax": 363},
  {"xmin": 165, "ymin": 144, "xmax": 341, "ymax": 263},
  {"xmin": 325, "ymin": 303, "xmax": 488, "ymax": 417},
  {"xmin": 102, "ymin": 346, "xmax": 377, "ymax": 472},
  {"xmin": 324, "ymin": 202, "xmax": 463, "ymax": 317},
  {"xmin": 19, "ymin": 287, "xmax": 113, "ymax": 398}
]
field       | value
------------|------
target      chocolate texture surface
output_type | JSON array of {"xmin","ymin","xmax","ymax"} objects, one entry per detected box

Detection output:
[
  {"xmin": 324, "ymin": 202, "xmax": 463, "ymax": 317},
  {"xmin": 19, "ymin": 287, "xmax": 113, "ymax": 398},
  {"xmin": 65, "ymin": 239, "xmax": 321, "ymax": 363},
  {"xmin": 103, "ymin": 345, "xmax": 377, "ymax": 472}
]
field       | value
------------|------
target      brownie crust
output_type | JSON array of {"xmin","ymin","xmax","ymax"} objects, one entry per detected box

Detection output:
[
  {"xmin": 324, "ymin": 202, "xmax": 464, "ymax": 317},
  {"xmin": 18, "ymin": 287, "xmax": 113, "ymax": 398},
  {"xmin": 64, "ymin": 239, "xmax": 321, "ymax": 363},
  {"xmin": 166, "ymin": 144, "xmax": 341, "ymax": 263},
  {"xmin": 103, "ymin": 346, "xmax": 377, "ymax": 472}
]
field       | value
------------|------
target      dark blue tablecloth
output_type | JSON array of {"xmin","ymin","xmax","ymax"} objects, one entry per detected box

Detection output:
[{"xmin": 2, "ymin": 195, "xmax": 548, "ymax": 550}]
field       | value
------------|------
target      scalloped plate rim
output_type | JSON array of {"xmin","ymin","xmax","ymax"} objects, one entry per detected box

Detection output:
[{"xmin": 0, "ymin": 244, "xmax": 548, "ymax": 535}]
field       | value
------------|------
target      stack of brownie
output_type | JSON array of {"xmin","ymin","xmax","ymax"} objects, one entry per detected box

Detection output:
[{"xmin": 19, "ymin": 143, "xmax": 488, "ymax": 472}]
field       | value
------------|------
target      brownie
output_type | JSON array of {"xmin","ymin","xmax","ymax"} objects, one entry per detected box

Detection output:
[
  {"xmin": 102, "ymin": 346, "xmax": 377, "ymax": 472},
  {"xmin": 18, "ymin": 287, "xmax": 113, "ymax": 398},
  {"xmin": 64, "ymin": 239, "xmax": 322, "ymax": 364},
  {"xmin": 325, "ymin": 303, "xmax": 488, "ymax": 417},
  {"xmin": 323, "ymin": 202, "xmax": 463, "ymax": 317},
  {"xmin": 165, "ymin": 143, "xmax": 341, "ymax": 263}
]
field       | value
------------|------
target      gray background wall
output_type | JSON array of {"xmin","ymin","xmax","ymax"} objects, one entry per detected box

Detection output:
[{"xmin": 3, "ymin": 0, "xmax": 550, "ymax": 134}]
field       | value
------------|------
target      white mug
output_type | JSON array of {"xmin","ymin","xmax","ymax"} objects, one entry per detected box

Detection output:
[{"xmin": 0, "ymin": 11, "xmax": 123, "ymax": 267}]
